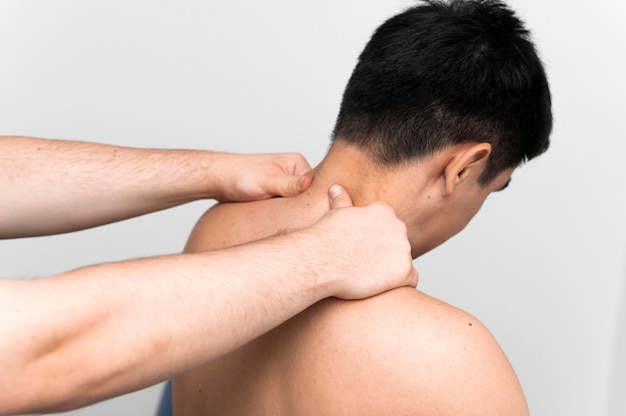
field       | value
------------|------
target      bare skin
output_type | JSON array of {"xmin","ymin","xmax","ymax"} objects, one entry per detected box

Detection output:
[
  {"xmin": 0, "ymin": 136, "xmax": 313, "ymax": 239},
  {"xmin": 0, "ymin": 136, "xmax": 417, "ymax": 415},
  {"xmin": 172, "ymin": 141, "xmax": 528, "ymax": 416}
]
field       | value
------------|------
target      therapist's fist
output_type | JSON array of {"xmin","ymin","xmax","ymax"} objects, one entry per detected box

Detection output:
[{"xmin": 310, "ymin": 184, "xmax": 418, "ymax": 300}]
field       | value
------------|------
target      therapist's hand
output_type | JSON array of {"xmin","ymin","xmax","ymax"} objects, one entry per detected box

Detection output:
[
  {"xmin": 213, "ymin": 152, "xmax": 313, "ymax": 202},
  {"xmin": 308, "ymin": 184, "xmax": 419, "ymax": 300}
]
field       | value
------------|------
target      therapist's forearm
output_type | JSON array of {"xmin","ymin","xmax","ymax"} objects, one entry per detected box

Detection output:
[
  {"xmin": 0, "ymin": 246, "xmax": 320, "ymax": 414},
  {"xmin": 0, "ymin": 136, "xmax": 311, "ymax": 239},
  {"xmin": 0, "ymin": 136, "xmax": 226, "ymax": 238},
  {"xmin": 0, "ymin": 230, "xmax": 413, "ymax": 414}
]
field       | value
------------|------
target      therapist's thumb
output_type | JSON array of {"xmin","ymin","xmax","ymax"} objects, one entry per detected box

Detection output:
[{"xmin": 328, "ymin": 184, "xmax": 353, "ymax": 209}]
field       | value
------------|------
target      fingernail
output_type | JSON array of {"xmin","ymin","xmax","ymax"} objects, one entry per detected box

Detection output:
[
  {"xmin": 300, "ymin": 175, "xmax": 313, "ymax": 191},
  {"xmin": 329, "ymin": 184, "xmax": 342, "ymax": 200}
]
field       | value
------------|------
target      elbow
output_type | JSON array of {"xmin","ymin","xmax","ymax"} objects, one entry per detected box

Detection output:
[
  {"xmin": 0, "ymin": 366, "xmax": 110, "ymax": 415},
  {"xmin": 0, "ymin": 358, "xmax": 87, "ymax": 415},
  {"xmin": 0, "ymin": 280, "xmax": 104, "ymax": 413},
  {"xmin": 0, "ymin": 331, "xmax": 102, "ymax": 415}
]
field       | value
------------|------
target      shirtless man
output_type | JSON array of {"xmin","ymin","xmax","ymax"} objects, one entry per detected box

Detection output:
[{"xmin": 171, "ymin": 1, "xmax": 552, "ymax": 414}]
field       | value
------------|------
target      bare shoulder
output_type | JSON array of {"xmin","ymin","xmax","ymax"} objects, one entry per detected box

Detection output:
[
  {"xmin": 282, "ymin": 287, "xmax": 529, "ymax": 416},
  {"xmin": 181, "ymin": 202, "xmax": 527, "ymax": 415},
  {"xmin": 184, "ymin": 199, "xmax": 285, "ymax": 252}
]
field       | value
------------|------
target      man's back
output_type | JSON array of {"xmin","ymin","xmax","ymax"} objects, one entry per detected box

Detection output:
[
  {"xmin": 171, "ymin": 191, "xmax": 529, "ymax": 415},
  {"xmin": 171, "ymin": 0, "xmax": 552, "ymax": 411}
]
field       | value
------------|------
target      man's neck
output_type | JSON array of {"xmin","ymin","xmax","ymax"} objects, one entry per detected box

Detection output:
[
  {"xmin": 289, "ymin": 142, "xmax": 430, "ymax": 224},
  {"xmin": 289, "ymin": 141, "xmax": 449, "ymax": 258}
]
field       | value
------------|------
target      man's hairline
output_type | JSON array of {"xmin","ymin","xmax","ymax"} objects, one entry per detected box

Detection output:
[{"xmin": 331, "ymin": 135, "xmax": 516, "ymax": 188}]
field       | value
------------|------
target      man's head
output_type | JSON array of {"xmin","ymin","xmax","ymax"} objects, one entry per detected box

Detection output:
[
  {"xmin": 322, "ymin": 0, "xmax": 552, "ymax": 257},
  {"xmin": 332, "ymin": 0, "xmax": 552, "ymax": 185}
]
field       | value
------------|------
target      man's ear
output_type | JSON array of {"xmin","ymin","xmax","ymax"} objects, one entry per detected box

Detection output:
[{"xmin": 442, "ymin": 143, "xmax": 491, "ymax": 196}]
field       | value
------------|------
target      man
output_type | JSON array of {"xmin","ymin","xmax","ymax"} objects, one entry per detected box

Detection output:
[
  {"xmin": 171, "ymin": 0, "xmax": 552, "ymax": 414},
  {"xmin": 0, "ymin": 136, "xmax": 417, "ymax": 415}
]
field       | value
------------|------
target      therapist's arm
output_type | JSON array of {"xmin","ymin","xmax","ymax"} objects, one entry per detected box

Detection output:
[
  {"xmin": 0, "ymin": 135, "xmax": 312, "ymax": 239},
  {"xmin": 0, "ymin": 186, "xmax": 418, "ymax": 415}
]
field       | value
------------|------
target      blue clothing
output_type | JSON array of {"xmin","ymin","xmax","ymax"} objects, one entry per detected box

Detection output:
[{"xmin": 155, "ymin": 381, "xmax": 172, "ymax": 416}]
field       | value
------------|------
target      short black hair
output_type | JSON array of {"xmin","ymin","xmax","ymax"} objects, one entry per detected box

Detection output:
[{"xmin": 332, "ymin": 0, "xmax": 552, "ymax": 184}]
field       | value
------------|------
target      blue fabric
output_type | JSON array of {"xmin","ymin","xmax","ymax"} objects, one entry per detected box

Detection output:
[{"xmin": 155, "ymin": 380, "xmax": 173, "ymax": 416}]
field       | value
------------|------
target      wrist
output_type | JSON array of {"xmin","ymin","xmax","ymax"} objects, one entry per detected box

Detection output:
[
  {"xmin": 196, "ymin": 151, "xmax": 238, "ymax": 201},
  {"xmin": 277, "ymin": 227, "xmax": 340, "ymax": 301},
  {"xmin": 232, "ymin": 228, "xmax": 334, "ymax": 304},
  {"xmin": 173, "ymin": 150, "xmax": 230, "ymax": 201}
]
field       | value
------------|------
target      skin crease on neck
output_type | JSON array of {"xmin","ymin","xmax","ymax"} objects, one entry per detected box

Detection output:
[{"xmin": 282, "ymin": 140, "xmax": 514, "ymax": 259}]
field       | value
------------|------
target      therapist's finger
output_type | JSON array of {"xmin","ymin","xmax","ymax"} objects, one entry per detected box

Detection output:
[{"xmin": 328, "ymin": 184, "xmax": 353, "ymax": 209}]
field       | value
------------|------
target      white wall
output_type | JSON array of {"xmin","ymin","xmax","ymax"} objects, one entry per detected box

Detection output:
[
  {"xmin": 1, "ymin": 1, "xmax": 624, "ymax": 415},
  {"xmin": 607, "ymin": 251, "xmax": 626, "ymax": 415}
]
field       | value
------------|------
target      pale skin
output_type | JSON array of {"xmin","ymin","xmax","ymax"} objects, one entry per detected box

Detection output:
[
  {"xmin": 172, "ymin": 140, "xmax": 527, "ymax": 416},
  {"xmin": 0, "ymin": 136, "xmax": 417, "ymax": 415},
  {"xmin": 0, "ymin": 136, "xmax": 314, "ymax": 239}
]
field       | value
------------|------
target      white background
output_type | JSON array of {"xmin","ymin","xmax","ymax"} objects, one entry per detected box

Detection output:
[{"xmin": 1, "ymin": 1, "xmax": 625, "ymax": 415}]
